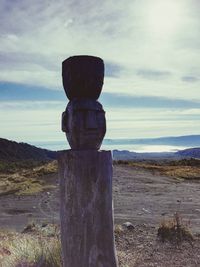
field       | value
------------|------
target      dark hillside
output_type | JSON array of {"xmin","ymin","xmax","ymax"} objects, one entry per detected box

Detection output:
[
  {"xmin": 176, "ymin": 147, "xmax": 200, "ymax": 158},
  {"xmin": 0, "ymin": 138, "xmax": 57, "ymax": 161}
]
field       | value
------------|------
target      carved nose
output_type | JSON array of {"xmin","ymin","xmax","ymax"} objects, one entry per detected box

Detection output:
[{"xmin": 85, "ymin": 111, "xmax": 98, "ymax": 129}]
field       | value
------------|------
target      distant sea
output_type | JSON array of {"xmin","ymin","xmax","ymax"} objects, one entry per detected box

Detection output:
[{"xmin": 30, "ymin": 140, "xmax": 189, "ymax": 153}]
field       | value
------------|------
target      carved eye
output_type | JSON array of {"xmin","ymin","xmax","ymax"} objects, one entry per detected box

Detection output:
[
  {"xmin": 85, "ymin": 110, "xmax": 98, "ymax": 129},
  {"xmin": 72, "ymin": 109, "xmax": 85, "ymax": 128}
]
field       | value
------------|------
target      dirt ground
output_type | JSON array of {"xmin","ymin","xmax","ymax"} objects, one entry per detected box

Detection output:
[
  {"xmin": 115, "ymin": 223, "xmax": 200, "ymax": 267},
  {"xmin": 0, "ymin": 165, "xmax": 200, "ymax": 266},
  {"xmin": 1, "ymin": 165, "xmax": 200, "ymax": 233},
  {"xmin": 113, "ymin": 165, "xmax": 200, "ymax": 233}
]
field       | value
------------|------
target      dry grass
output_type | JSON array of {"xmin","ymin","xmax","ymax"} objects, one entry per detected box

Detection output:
[
  {"xmin": 31, "ymin": 161, "xmax": 58, "ymax": 177},
  {"xmin": 0, "ymin": 222, "xmax": 199, "ymax": 267},
  {"xmin": 158, "ymin": 212, "xmax": 194, "ymax": 245},
  {"xmin": 1, "ymin": 158, "xmax": 199, "ymax": 197},
  {"xmin": 0, "ymin": 224, "xmax": 61, "ymax": 267},
  {"xmin": 114, "ymin": 159, "xmax": 200, "ymax": 180},
  {"xmin": 0, "ymin": 161, "xmax": 57, "ymax": 196},
  {"xmin": 0, "ymin": 224, "xmax": 136, "ymax": 267}
]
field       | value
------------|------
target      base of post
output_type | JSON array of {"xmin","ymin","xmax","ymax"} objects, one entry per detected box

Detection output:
[{"xmin": 58, "ymin": 150, "xmax": 118, "ymax": 267}]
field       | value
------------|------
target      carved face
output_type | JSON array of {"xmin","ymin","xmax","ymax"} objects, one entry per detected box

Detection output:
[{"xmin": 62, "ymin": 99, "xmax": 106, "ymax": 150}]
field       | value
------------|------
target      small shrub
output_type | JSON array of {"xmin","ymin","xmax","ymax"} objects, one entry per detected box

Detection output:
[
  {"xmin": 157, "ymin": 212, "xmax": 194, "ymax": 246},
  {"xmin": 114, "ymin": 160, "xmax": 130, "ymax": 165}
]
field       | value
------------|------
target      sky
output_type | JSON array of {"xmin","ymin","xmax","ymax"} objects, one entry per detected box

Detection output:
[{"xmin": 0, "ymin": 0, "xmax": 200, "ymax": 149}]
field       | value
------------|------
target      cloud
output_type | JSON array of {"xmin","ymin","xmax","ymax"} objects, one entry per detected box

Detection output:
[
  {"xmin": 100, "ymin": 92, "xmax": 200, "ymax": 109},
  {"xmin": 1, "ymin": 102, "xmax": 200, "ymax": 143},
  {"xmin": 0, "ymin": 52, "xmax": 58, "ymax": 71},
  {"xmin": 1, "ymin": 82, "xmax": 199, "ymax": 110},
  {"xmin": 0, "ymin": 0, "xmax": 199, "ymax": 99},
  {"xmin": 0, "ymin": 0, "xmax": 200, "ymax": 143},
  {"xmin": 0, "ymin": 81, "xmax": 65, "ymax": 101},
  {"xmin": 0, "ymin": 100, "xmax": 65, "ymax": 111},
  {"xmin": 105, "ymin": 62, "xmax": 123, "ymax": 77},
  {"xmin": 181, "ymin": 76, "xmax": 199, "ymax": 83},
  {"xmin": 136, "ymin": 69, "xmax": 171, "ymax": 80}
]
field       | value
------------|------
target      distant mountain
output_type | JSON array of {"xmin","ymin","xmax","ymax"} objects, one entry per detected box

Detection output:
[
  {"xmin": 106, "ymin": 135, "xmax": 200, "ymax": 147},
  {"xmin": 113, "ymin": 147, "xmax": 200, "ymax": 161},
  {"xmin": 1, "ymin": 136, "xmax": 200, "ymax": 162},
  {"xmin": 0, "ymin": 138, "xmax": 57, "ymax": 161},
  {"xmin": 176, "ymin": 147, "xmax": 200, "ymax": 158},
  {"xmin": 112, "ymin": 150, "xmax": 138, "ymax": 160},
  {"xmin": 112, "ymin": 150, "xmax": 176, "ymax": 161}
]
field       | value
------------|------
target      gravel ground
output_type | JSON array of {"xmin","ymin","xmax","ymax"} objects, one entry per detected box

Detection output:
[
  {"xmin": 0, "ymin": 165, "xmax": 200, "ymax": 266},
  {"xmin": 116, "ymin": 224, "xmax": 200, "ymax": 267},
  {"xmin": 1, "ymin": 165, "xmax": 200, "ymax": 233}
]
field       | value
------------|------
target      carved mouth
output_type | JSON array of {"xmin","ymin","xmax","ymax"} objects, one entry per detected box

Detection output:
[{"xmin": 83, "ymin": 132, "xmax": 99, "ymax": 136}]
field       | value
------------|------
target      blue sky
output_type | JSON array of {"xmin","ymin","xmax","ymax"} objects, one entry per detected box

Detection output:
[{"xmin": 0, "ymin": 0, "xmax": 200, "ymax": 146}]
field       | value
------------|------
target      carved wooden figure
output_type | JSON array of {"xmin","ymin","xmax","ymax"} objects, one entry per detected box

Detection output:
[
  {"xmin": 59, "ymin": 55, "xmax": 118, "ymax": 267},
  {"xmin": 62, "ymin": 99, "xmax": 106, "ymax": 150}
]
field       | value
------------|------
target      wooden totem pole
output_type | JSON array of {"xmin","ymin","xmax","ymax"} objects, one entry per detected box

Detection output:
[{"xmin": 58, "ymin": 55, "xmax": 118, "ymax": 267}]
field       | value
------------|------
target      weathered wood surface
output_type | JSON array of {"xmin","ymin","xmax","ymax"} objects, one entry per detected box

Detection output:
[
  {"xmin": 62, "ymin": 99, "xmax": 106, "ymax": 150},
  {"xmin": 59, "ymin": 150, "xmax": 118, "ymax": 267}
]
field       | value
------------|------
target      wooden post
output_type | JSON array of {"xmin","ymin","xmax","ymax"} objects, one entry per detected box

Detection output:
[
  {"xmin": 59, "ymin": 55, "xmax": 118, "ymax": 266},
  {"xmin": 59, "ymin": 150, "xmax": 118, "ymax": 267}
]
